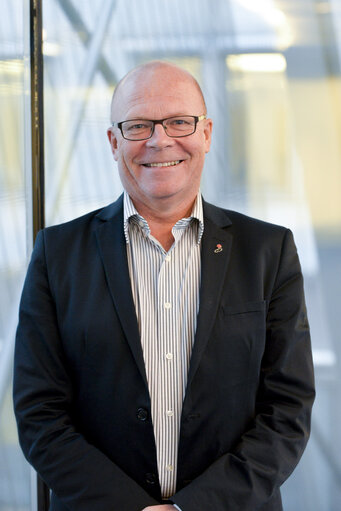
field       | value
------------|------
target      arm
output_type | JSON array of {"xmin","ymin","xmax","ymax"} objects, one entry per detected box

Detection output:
[
  {"xmin": 13, "ymin": 231, "xmax": 159, "ymax": 511},
  {"xmin": 172, "ymin": 229, "xmax": 315, "ymax": 511}
]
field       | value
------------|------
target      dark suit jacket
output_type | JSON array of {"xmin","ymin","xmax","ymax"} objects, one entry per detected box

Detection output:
[{"xmin": 13, "ymin": 195, "xmax": 315, "ymax": 511}]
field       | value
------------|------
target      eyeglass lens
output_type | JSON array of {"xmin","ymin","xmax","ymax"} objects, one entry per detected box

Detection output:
[{"xmin": 122, "ymin": 116, "xmax": 197, "ymax": 140}]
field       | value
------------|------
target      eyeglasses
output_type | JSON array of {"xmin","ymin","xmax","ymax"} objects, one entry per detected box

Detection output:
[{"xmin": 111, "ymin": 114, "xmax": 206, "ymax": 141}]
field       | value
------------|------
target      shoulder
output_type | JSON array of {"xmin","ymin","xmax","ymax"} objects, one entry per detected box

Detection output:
[
  {"xmin": 33, "ymin": 196, "xmax": 123, "ymax": 263},
  {"xmin": 203, "ymin": 199, "xmax": 289, "ymax": 237},
  {"xmin": 203, "ymin": 201, "xmax": 300, "ymax": 283},
  {"xmin": 202, "ymin": 200, "xmax": 295, "ymax": 264},
  {"xmin": 39, "ymin": 195, "xmax": 123, "ymax": 242}
]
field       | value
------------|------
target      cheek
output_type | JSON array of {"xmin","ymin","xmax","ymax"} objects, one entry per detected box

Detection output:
[
  {"xmin": 118, "ymin": 141, "xmax": 143, "ymax": 167},
  {"xmin": 191, "ymin": 143, "xmax": 207, "ymax": 167},
  {"xmin": 189, "ymin": 134, "xmax": 209, "ymax": 159},
  {"xmin": 116, "ymin": 148, "xmax": 134, "ymax": 173},
  {"xmin": 117, "ymin": 153, "xmax": 141, "ymax": 189}
]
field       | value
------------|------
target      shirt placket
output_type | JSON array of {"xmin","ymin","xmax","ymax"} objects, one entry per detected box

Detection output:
[{"xmin": 156, "ymin": 237, "xmax": 183, "ymax": 498}]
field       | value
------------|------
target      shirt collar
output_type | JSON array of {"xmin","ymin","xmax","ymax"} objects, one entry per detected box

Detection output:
[{"xmin": 123, "ymin": 190, "xmax": 204, "ymax": 245}]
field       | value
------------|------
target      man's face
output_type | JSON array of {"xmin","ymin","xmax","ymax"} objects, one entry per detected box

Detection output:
[{"xmin": 107, "ymin": 67, "xmax": 212, "ymax": 209}]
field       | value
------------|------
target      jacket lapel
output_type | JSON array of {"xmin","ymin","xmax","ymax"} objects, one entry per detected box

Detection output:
[
  {"xmin": 186, "ymin": 201, "xmax": 233, "ymax": 388},
  {"xmin": 94, "ymin": 195, "xmax": 148, "ymax": 387}
]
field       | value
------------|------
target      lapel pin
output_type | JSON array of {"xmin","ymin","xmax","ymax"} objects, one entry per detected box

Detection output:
[{"xmin": 214, "ymin": 243, "xmax": 223, "ymax": 253}]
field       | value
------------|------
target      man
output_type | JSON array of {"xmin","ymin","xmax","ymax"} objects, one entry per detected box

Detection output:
[{"xmin": 13, "ymin": 61, "xmax": 315, "ymax": 511}]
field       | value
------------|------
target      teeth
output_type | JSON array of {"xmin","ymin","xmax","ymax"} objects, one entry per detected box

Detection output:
[{"xmin": 144, "ymin": 160, "xmax": 181, "ymax": 167}]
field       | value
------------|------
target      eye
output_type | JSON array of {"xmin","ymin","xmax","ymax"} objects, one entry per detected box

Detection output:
[
  {"xmin": 170, "ymin": 118, "xmax": 191, "ymax": 126},
  {"xmin": 126, "ymin": 122, "xmax": 149, "ymax": 131}
]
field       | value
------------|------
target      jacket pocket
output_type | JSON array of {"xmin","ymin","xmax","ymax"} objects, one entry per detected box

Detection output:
[{"xmin": 220, "ymin": 300, "xmax": 267, "ymax": 316}]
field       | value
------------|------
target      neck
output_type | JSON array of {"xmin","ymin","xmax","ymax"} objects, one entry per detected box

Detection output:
[{"xmin": 128, "ymin": 193, "xmax": 198, "ymax": 251}]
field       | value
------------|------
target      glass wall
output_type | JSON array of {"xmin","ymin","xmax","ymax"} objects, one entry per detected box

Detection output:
[
  {"xmin": 42, "ymin": 1, "xmax": 341, "ymax": 509},
  {"xmin": 1, "ymin": 0, "xmax": 340, "ymax": 509},
  {"xmin": 0, "ymin": 1, "xmax": 32, "ymax": 510}
]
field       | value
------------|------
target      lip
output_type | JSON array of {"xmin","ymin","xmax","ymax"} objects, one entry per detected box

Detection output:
[{"xmin": 141, "ymin": 160, "xmax": 183, "ymax": 168}]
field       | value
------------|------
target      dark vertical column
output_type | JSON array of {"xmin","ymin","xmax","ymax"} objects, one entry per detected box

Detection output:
[
  {"xmin": 30, "ymin": 0, "xmax": 49, "ymax": 509},
  {"xmin": 30, "ymin": 0, "xmax": 45, "ymax": 241}
]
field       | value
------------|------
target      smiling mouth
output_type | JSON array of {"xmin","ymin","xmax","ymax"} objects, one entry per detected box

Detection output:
[{"xmin": 143, "ymin": 160, "xmax": 182, "ymax": 168}]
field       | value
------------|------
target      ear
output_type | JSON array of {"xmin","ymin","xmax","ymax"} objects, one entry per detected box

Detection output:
[
  {"xmin": 203, "ymin": 118, "xmax": 213, "ymax": 153},
  {"xmin": 107, "ymin": 128, "xmax": 119, "ymax": 161}
]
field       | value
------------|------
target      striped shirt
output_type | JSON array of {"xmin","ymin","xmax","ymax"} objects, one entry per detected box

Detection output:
[{"xmin": 123, "ymin": 191, "xmax": 203, "ymax": 498}]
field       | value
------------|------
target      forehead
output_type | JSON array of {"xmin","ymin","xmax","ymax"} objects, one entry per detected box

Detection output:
[{"xmin": 113, "ymin": 70, "xmax": 204, "ymax": 120}]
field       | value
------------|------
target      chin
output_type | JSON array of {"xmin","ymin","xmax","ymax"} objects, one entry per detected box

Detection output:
[{"xmin": 147, "ymin": 186, "xmax": 184, "ymax": 200}]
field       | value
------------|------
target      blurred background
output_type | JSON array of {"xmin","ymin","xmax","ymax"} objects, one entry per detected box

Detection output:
[{"xmin": 1, "ymin": 0, "xmax": 341, "ymax": 509}]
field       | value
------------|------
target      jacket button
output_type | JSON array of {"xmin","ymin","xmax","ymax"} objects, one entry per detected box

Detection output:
[
  {"xmin": 145, "ymin": 472, "xmax": 157, "ymax": 485},
  {"xmin": 137, "ymin": 407, "xmax": 148, "ymax": 421}
]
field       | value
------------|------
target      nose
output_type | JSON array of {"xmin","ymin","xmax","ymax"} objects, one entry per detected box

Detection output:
[{"xmin": 145, "ymin": 123, "xmax": 174, "ymax": 148}]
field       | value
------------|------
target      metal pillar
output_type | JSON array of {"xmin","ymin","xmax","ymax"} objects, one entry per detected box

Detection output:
[
  {"xmin": 30, "ymin": 1, "xmax": 49, "ymax": 509},
  {"xmin": 30, "ymin": 0, "xmax": 45, "ymax": 241}
]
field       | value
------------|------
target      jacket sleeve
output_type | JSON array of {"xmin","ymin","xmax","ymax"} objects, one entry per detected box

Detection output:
[
  {"xmin": 13, "ymin": 230, "xmax": 159, "ymax": 511},
  {"xmin": 172, "ymin": 229, "xmax": 315, "ymax": 511}
]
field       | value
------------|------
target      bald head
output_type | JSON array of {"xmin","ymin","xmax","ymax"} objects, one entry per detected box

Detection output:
[{"xmin": 110, "ymin": 61, "xmax": 207, "ymax": 122}]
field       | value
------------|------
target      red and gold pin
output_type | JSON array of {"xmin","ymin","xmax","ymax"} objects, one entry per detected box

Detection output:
[{"xmin": 214, "ymin": 243, "xmax": 223, "ymax": 253}]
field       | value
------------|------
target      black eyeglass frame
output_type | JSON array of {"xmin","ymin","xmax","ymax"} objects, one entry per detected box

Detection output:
[{"xmin": 111, "ymin": 114, "xmax": 206, "ymax": 141}]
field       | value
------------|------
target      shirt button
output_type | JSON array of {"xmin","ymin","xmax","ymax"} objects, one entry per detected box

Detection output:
[
  {"xmin": 166, "ymin": 410, "xmax": 174, "ymax": 417},
  {"xmin": 165, "ymin": 353, "xmax": 173, "ymax": 360},
  {"xmin": 166, "ymin": 464, "xmax": 174, "ymax": 472},
  {"xmin": 165, "ymin": 255, "xmax": 171, "ymax": 262},
  {"xmin": 164, "ymin": 302, "xmax": 171, "ymax": 309},
  {"xmin": 138, "ymin": 220, "xmax": 144, "ymax": 227}
]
